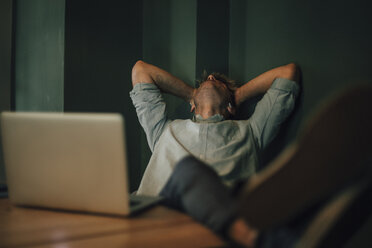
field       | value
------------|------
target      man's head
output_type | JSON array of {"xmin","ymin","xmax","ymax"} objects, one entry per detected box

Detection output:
[{"xmin": 191, "ymin": 72, "xmax": 237, "ymax": 119}]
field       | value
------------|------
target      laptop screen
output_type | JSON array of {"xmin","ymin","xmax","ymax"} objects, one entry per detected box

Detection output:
[{"xmin": 1, "ymin": 112, "xmax": 131, "ymax": 215}]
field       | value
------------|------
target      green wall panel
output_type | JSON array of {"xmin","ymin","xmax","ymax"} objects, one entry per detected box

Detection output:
[
  {"xmin": 64, "ymin": 0, "xmax": 143, "ymax": 191},
  {"xmin": 15, "ymin": 0, "xmax": 65, "ymax": 111}
]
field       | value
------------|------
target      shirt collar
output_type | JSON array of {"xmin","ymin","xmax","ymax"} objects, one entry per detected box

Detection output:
[{"xmin": 192, "ymin": 114, "xmax": 225, "ymax": 123}]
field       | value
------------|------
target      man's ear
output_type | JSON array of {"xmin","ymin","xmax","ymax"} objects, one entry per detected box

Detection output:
[
  {"xmin": 190, "ymin": 99, "xmax": 195, "ymax": 113},
  {"xmin": 227, "ymin": 103, "xmax": 236, "ymax": 116}
]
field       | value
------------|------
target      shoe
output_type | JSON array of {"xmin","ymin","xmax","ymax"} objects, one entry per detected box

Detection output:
[{"xmin": 238, "ymin": 84, "xmax": 372, "ymax": 231}]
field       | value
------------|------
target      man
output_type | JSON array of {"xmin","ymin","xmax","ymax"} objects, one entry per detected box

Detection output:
[
  {"xmin": 130, "ymin": 60, "xmax": 300, "ymax": 196},
  {"xmin": 155, "ymin": 84, "xmax": 372, "ymax": 247}
]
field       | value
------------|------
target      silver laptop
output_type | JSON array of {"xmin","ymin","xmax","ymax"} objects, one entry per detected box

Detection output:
[{"xmin": 1, "ymin": 112, "xmax": 162, "ymax": 216}]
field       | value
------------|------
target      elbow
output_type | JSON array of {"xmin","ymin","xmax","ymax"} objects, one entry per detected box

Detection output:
[
  {"xmin": 133, "ymin": 60, "xmax": 146, "ymax": 70},
  {"xmin": 281, "ymin": 63, "xmax": 300, "ymax": 82},
  {"xmin": 132, "ymin": 60, "xmax": 146, "ymax": 77},
  {"xmin": 131, "ymin": 60, "xmax": 148, "ymax": 87},
  {"xmin": 286, "ymin": 63, "xmax": 298, "ymax": 75}
]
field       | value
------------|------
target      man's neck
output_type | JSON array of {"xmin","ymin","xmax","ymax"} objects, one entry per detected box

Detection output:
[{"xmin": 195, "ymin": 106, "xmax": 227, "ymax": 120}]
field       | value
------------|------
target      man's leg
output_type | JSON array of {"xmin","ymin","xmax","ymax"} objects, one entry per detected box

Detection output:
[
  {"xmin": 160, "ymin": 156, "xmax": 259, "ymax": 247},
  {"xmin": 160, "ymin": 156, "xmax": 237, "ymax": 236},
  {"xmin": 159, "ymin": 156, "xmax": 304, "ymax": 247}
]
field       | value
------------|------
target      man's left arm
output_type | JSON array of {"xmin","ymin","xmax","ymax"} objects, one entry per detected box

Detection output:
[
  {"xmin": 238, "ymin": 63, "xmax": 301, "ymax": 150},
  {"xmin": 234, "ymin": 63, "xmax": 300, "ymax": 107}
]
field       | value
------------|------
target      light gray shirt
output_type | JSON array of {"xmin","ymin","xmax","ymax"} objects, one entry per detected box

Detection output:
[{"xmin": 130, "ymin": 78, "xmax": 299, "ymax": 196}]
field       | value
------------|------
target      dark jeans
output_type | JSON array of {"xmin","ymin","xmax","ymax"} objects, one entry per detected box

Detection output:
[
  {"xmin": 159, "ymin": 156, "xmax": 238, "ymax": 238},
  {"xmin": 159, "ymin": 156, "xmax": 307, "ymax": 247}
]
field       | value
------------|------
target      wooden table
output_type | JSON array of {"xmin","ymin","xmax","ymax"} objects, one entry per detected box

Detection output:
[{"xmin": 0, "ymin": 198, "xmax": 224, "ymax": 248}]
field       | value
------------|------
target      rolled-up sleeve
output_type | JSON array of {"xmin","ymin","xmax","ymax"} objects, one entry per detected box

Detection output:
[
  {"xmin": 249, "ymin": 78, "xmax": 300, "ymax": 150},
  {"xmin": 130, "ymin": 83, "xmax": 170, "ymax": 152}
]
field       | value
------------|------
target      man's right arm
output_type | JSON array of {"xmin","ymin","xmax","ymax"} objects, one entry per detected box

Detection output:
[
  {"xmin": 131, "ymin": 60, "xmax": 195, "ymax": 103},
  {"xmin": 130, "ymin": 60, "xmax": 195, "ymax": 151}
]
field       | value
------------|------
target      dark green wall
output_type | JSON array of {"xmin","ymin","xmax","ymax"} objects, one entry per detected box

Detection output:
[
  {"xmin": 14, "ymin": 0, "xmax": 65, "ymax": 111},
  {"xmin": 196, "ymin": 0, "xmax": 230, "ymax": 76},
  {"xmin": 230, "ymin": 0, "xmax": 372, "ymax": 164},
  {"xmin": 64, "ymin": 0, "xmax": 143, "ymax": 191}
]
